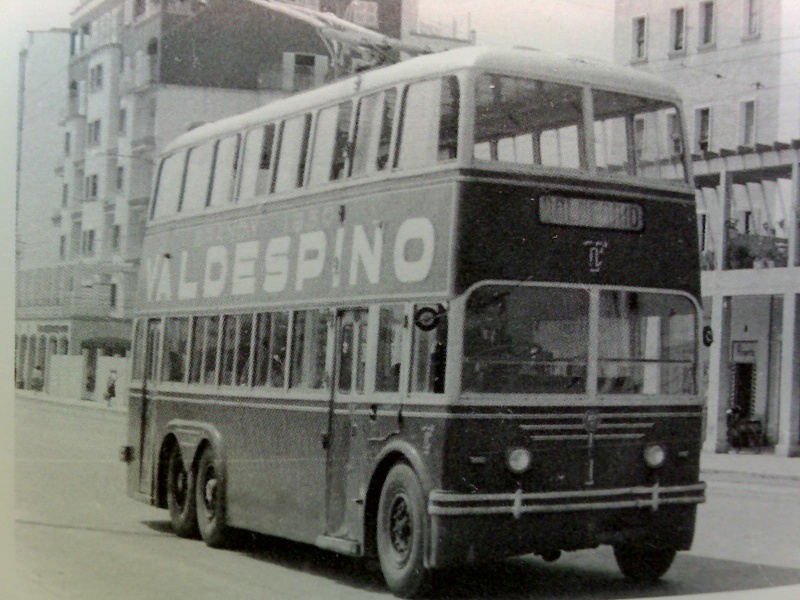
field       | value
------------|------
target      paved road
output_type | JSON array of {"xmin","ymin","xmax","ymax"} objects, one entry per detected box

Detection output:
[{"xmin": 14, "ymin": 397, "xmax": 800, "ymax": 599}]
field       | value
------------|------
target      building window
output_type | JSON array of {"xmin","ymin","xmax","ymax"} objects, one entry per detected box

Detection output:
[
  {"xmin": 696, "ymin": 107, "xmax": 711, "ymax": 152},
  {"xmin": 741, "ymin": 100, "xmax": 756, "ymax": 145},
  {"xmin": 109, "ymin": 283, "xmax": 118, "ymax": 308},
  {"xmin": 743, "ymin": 210, "xmax": 753, "ymax": 234},
  {"xmin": 81, "ymin": 230, "xmax": 96, "ymax": 255},
  {"xmin": 744, "ymin": 0, "xmax": 759, "ymax": 37},
  {"xmin": 80, "ymin": 23, "xmax": 91, "ymax": 51},
  {"xmin": 667, "ymin": 112, "xmax": 683, "ymax": 155},
  {"xmin": 116, "ymin": 166, "xmax": 125, "ymax": 191},
  {"xmin": 62, "ymin": 184, "xmax": 69, "ymax": 207},
  {"xmin": 64, "ymin": 132, "xmax": 71, "ymax": 155},
  {"xmin": 700, "ymin": 2, "xmax": 715, "ymax": 46},
  {"xmin": 88, "ymin": 120, "xmax": 101, "ymax": 146},
  {"xmin": 86, "ymin": 174, "xmax": 99, "ymax": 200},
  {"xmin": 670, "ymin": 7, "xmax": 686, "ymax": 53},
  {"xmin": 134, "ymin": 0, "xmax": 146, "ymax": 18},
  {"xmin": 632, "ymin": 16, "xmax": 647, "ymax": 60},
  {"xmin": 89, "ymin": 64, "xmax": 104, "ymax": 91},
  {"xmin": 70, "ymin": 30, "xmax": 78, "ymax": 55},
  {"xmin": 118, "ymin": 108, "xmax": 127, "ymax": 134},
  {"xmin": 59, "ymin": 235, "xmax": 67, "ymax": 260},
  {"xmin": 111, "ymin": 224, "xmax": 121, "ymax": 250},
  {"xmin": 699, "ymin": 213, "xmax": 707, "ymax": 251}
]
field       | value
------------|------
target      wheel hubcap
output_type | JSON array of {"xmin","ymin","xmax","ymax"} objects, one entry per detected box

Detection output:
[
  {"xmin": 388, "ymin": 495, "xmax": 412, "ymax": 561},
  {"xmin": 203, "ymin": 466, "xmax": 217, "ymax": 513}
]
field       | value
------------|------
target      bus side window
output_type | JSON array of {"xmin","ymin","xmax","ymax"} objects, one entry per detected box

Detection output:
[
  {"xmin": 188, "ymin": 315, "xmax": 220, "ymax": 385},
  {"xmin": 162, "ymin": 317, "xmax": 189, "ymax": 383},
  {"xmin": 151, "ymin": 151, "xmax": 185, "ymax": 219},
  {"xmin": 330, "ymin": 101, "xmax": 353, "ymax": 180},
  {"xmin": 208, "ymin": 134, "xmax": 241, "ymax": 207},
  {"xmin": 351, "ymin": 92, "xmax": 382, "ymax": 177},
  {"xmin": 239, "ymin": 124, "xmax": 276, "ymax": 202},
  {"xmin": 439, "ymin": 75, "xmax": 460, "ymax": 160},
  {"xmin": 131, "ymin": 319, "xmax": 145, "ymax": 379},
  {"xmin": 375, "ymin": 304, "xmax": 404, "ymax": 392},
  {"xmin": 396, "ymin": 76, "xmax": 459, "ymax": 170},
  {"xmin": 180, "ymin": 143, "xmax": 214, "ymax": 213},
  {"xmin": 309, "ymin": 105, "xmax": 337, "ymax": 186},
  {"xmin": 273, "ymin": 114, "xmax": 312, "ymax": 193},
  {"xmin": 253, "ymin": 311, "xmax": 289, "ymax": 388},
  {"xmin": 289, "ymin": 309, "xmax": 329, "ymax": 390},
  {"xmin": 410, "ymin": 307, "xmax": 447, "ymax": 394},
  {"xmin": 376, "ymin": 89, "xmax": 397, "ymax": 171}
]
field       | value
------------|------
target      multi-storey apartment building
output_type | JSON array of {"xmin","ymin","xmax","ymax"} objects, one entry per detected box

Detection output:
[
  {"xmin": 15, "ymin": 0, "xmax": 469, "ymax": 400},
  {"xmin": 15, "ymin": 0, "xmax": 336, "ymax": 398},
  {"xmin": 614, "ymin": 0, "xmax": 799, "ymax": 456}
]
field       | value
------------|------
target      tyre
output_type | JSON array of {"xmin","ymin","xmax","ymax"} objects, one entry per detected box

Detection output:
[
  {"xmin": 166, "ymin": 444, "xmax": 198, "ymax": 538},
  {"xmin": 377, "ymin": 463, "xmax": 430, "ymax": 598},
  {"xmin": 195, "ymin": 445, "xmax": 231, "ymax": 548},
  {"xmin": 614, "ymin": 544, "xmax": 677, "ymax": 583}
]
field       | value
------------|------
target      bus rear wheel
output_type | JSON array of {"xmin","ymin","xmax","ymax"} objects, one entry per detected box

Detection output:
[
  {"xmin": 166, "ymin": 444, "xmax": 198, "ymax": 538},
  {"xmin": 195, "ymin": 445, "xmax": 231, "ymax": 548},
  {"xmin": 614, "ymin": 544, "xmax": 677, "ymax": 583},
  {"xmin": 377, "ymin": 464, "xmax": 430, "ymax": 598}
]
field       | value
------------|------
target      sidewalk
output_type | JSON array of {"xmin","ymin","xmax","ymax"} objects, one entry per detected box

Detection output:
[
  {"xmin": 700, "ymin": 448, "xmax": 800, "ymax": 484},
  {"xmin": 16, "ymin": 390, "xmax": 800, "ymax": 483}
]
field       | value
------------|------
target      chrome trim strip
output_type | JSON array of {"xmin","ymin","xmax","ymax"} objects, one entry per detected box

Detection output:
[{"xmin": 428, "ymin": 483, "xmax": 706, "ymax": 516}]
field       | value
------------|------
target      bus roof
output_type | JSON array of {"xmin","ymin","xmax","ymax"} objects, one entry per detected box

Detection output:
[{"xmin": 163, "ymin": 46, "xmax": 682, "ymax": 155}]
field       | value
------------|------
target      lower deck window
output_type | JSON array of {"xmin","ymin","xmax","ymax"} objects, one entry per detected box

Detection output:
[{"xmin": 410, "ymin": 306, "xmax": 447, "ymax": 394}]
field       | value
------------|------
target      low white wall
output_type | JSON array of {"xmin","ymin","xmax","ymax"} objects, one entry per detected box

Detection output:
[{"xmin": 48, "ymin": 355, "xmax": 84, "ymax": 400}]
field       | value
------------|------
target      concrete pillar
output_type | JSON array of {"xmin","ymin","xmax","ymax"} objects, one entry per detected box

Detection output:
[
  {"xmin": 715, "ymin": 170, "xmax": 733, "ymax": 271},
  {"xmin": 704, "ymin": 294, "xmax": 732, "ymax": 453},
  {"xmin": 789, "ymin": 162, "xmax": 799, "ymax": 268},
  {"xmin": 775, "ymin": 293, "xmax": 800, "ymax": 457}
]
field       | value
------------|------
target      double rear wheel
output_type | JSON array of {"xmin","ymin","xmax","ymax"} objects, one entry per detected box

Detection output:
[{"xmin": 166, "ymin": 444, "xmax": 198, "ymax": 538}]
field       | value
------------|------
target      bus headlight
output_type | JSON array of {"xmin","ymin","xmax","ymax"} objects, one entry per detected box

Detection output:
[
  {"xmin": 507, "ymin": 447, "xmax": 532, "ymax": 474},
  {"xmin": 643, "ymin": 444, "xmax": 667, "ymax": 469}
]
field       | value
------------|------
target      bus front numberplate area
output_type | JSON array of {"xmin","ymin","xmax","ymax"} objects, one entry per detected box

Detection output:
[{"xmin": 428, "ymin": 483, "xmax": 706, "ymax": 518}]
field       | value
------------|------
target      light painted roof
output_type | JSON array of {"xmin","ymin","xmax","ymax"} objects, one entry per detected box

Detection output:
[{"xmin": 163, "ymin": 46, "xmax": 682, "ymax": 155}]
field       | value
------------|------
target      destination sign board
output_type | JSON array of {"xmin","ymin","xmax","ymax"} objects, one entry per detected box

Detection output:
[{"xmin": 539, "ymin": 195, "xmax": 644, "ymax": 232}]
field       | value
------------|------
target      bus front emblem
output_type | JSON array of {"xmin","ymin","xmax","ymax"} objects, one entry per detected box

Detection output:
[{"xmin": 583, "ymin": 240, "xmax": 609, "ymax": 273}]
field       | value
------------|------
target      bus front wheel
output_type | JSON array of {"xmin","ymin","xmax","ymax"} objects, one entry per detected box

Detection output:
[
  {"xmin": 166, "ymin": 444, "xmax": 198, "ymax": 538},
  {"xmin": 614, "ymin": 544, "xmax": 677, "ymax": 583},
  {"xmin": 377, "ymin": 463, "xmax": 430, "ymax": 598},
  {"xmin": 195, "ymin": 445, "xmax": 231, "ymax": 548}
]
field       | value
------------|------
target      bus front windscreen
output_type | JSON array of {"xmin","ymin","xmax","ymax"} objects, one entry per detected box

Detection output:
[
  {"xmin": 463, "ymin": 285, "xmax": 589, "ymax": 394},
  {"xmin": 462, "ymin": 285, "xmax": 698, "ymax": 396}
]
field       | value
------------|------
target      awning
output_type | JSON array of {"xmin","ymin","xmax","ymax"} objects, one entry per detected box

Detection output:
[{"xmin": 80, "ymin": 337, "xmax": 131, "ymax": 353}]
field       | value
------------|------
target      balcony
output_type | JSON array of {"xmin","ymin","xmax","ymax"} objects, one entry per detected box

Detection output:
[{"xmin": 702, "ymin": 232, "xmax": 789, "ymax": 271}]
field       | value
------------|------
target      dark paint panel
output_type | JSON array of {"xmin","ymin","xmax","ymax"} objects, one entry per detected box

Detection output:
[{"xmin": 456, "ymin": 181, "xmax": 701, "ymax": 298}]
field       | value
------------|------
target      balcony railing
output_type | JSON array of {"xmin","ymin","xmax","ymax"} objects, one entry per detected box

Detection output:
[{"xmin": 702, "ymin": 233, "xmax": 789, "ymax": 271}]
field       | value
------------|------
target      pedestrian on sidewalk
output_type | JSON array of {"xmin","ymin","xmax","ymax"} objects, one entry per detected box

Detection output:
[
  {"xmin": 104, "ymin": 370, "xmax": 117, "ymax": 406},
  {"xmin": 30, "ymin": 365, "xmax": 44, "ymax": 391}
]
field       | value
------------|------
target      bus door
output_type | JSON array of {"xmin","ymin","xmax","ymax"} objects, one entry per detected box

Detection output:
[
  {"xmin": 325, "ymin": 308, "xmax": 369, "ymax": 541},
  {"xmin": 138, "ymin": 318, "xmax": 162, "ymax": 496}
]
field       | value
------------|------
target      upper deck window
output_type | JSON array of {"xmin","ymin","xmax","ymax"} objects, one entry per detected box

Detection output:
[
  {"xmin": 274, "ymin": 114, "xmax": 312, "ymax": 193},
  {"xmin": 208, "ymin": 134, "xmax": 241, "ymax": 207},
  {"xmin": 396, "ymin": 75, "xmax": 460, "ymax": 169},
  {"xmin": 180, "ymin": 143, "xmax": 214, "ymax": 213},
  {"xmin": 151, "ymin": 151, "xmax": 186, "ymax": 219},
  {"xmin": 352, "ymin": 89, "xmax": 397, "ymax": 176},
  {"xmin": 238, "ymin": 124, "xmax": 276, "ymax": 202},
  {"xmin": 474, "ymin": 75, "xmax": 583, "ymax": 170},
  {"xmin": 308, "ymin": 101, "xmax": 353, "ymax": 186},
  {"xmin": 592, "ymin": 90, "xmax": 686, "ymax": 181}
]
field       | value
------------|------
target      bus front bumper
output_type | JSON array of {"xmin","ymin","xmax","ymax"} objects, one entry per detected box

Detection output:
[{"xmin": 426, "ymin": 482, "xmax": 705, "ymax": 568}]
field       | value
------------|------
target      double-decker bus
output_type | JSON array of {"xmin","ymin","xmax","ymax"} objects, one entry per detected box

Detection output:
[{"xmin": 122, "ymin": 46, "xmax": 705, "ymax": 597}]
